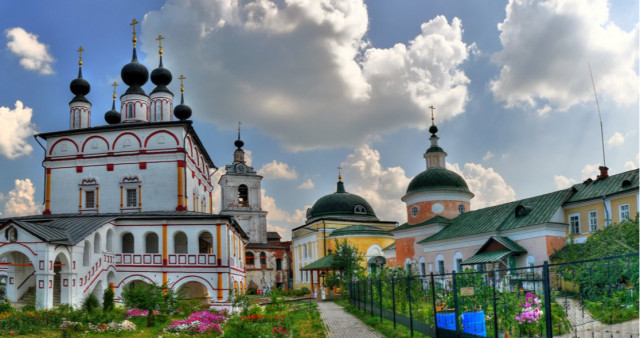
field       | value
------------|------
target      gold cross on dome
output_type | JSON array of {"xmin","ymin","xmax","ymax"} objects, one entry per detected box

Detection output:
[
  {"xmin": 337, "ymin": 166, "xmax": 342, "ymax": 180},
  {"xmin": 429, "ymin": 105, "xmax": 436, "ymax": 125},
  {"xmin": 130, "ymin": 18, "xmax": 139, "ymax": 46},
  {"xmin": 111, "ymin": 82, "xmax": 118, "ymax": 99},
  {"xmin": 156, "ymin": 35, "xmax": 164, "ymax": 55},
  {"xmin": 76, "ymin": 46, "xmax": 85, "ymax": 66},
  {"xmin": 178, "ymin": 75, "xmax": 186, "ymax": 93},
  {"xmin": 238, "ymin": 121, "xmax": 242, "ymax": 133}
]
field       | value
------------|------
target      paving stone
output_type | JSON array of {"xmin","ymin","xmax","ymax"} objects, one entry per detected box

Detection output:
[{"xmin": 317, "ymin": 301, "xmax": 385, "ymax": 338}]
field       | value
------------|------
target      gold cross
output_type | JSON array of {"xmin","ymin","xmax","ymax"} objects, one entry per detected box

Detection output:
[
  {"xmin": 130, "ymin": 18, "xmax": 139, "ymax": 45},
  {"xmin": 111, "ymin": 82, "xmax": 118, "ymax": 99},
  {"xmin": 238, "ymin": 121, "xmax": 242, "ymax": 133},
  {"xmin": 156, "ymin": 35, "xmax": 164, "ymax": 55},
  {"xmin": 179, "ymin": 75, "xmax": 186, "ymax": 93},
  {"xmin": 429, "ymin": 105, "xmax": 436, "ymax": 125},
  {"xmin": 77, "ymin": 46, "xmax": 85, "ymax": 66},
  {"xmin": 337, "ymin": 166, "xmax": 342, "ymax": 180}
]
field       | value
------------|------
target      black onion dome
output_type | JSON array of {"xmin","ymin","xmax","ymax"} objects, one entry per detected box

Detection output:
[
  {"xmin": 429, "ymin": 124, "xmax": 438, "ymax": 135},
  {"xmin": 150, "ymin": 56, "xmax": 173, "ymax": 95},
  {"xmin": 234, "ymin": 139, "xmax": 244, "ymax": 149},
  {"xmin": 104, "ymin": 107, "xmax": 121, "ymax": 124},
  {"xmin": 173, "ymin": 94, "xmax": 192, "ymax": 120},
  {"xmin": 70, "ymin": 68, "xmax": 90, "ymax": 103},
  {"xmin": 121, "ymin": 48, "xmax": 148, "ymax": 94}
]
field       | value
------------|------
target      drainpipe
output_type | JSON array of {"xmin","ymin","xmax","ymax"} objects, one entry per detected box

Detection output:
[{"xmin": 602, "ymin": 195, "xmax": 610, "ymax": 226}]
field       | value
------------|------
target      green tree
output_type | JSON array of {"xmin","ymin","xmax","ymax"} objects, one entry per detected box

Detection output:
[
  {"xmin": 121, "ymin": 282, "xmax": 178, "ymax": 326},
  {"xmin": 332, "ymin": 239, "xmax": 364, "ymax": 289},
  {"xmin": 102, "ymin": 287, "xmax": 114, "ymax": 311}
]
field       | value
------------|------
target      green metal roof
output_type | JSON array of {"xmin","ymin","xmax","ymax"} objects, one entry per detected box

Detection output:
[
  {"xmin": 419, "ymin": 189, "xmax": 572, "ymax": 244},
  {"xmin": 405, "ymin": 167, "xmax": 472, "ymax": 196},
  {"xmin": 301, "ymin": 254, "xmax": 338, "ymax": 270},
  {"xmin": 328, "ymin": 224, "xmax": 392, "ymax": 238},
  {"xmin": 392, "ymin": 216, "xmax": 452, "ymax": 232},
  {"xmin": 488, "ymin": 236, "xmax": 527, "ymax": 254},
  {"xmin": 307, "ymin": 181, "xmax": 378, "ymax": 223},
  {"xmin": 426, "ymin": 146, "xmax": 445, "ymax": 153},
  {"xmin": 565, "ymin": 169, "xmax": 638, "ymax": 203},
  {"xmin": 461, "ymin": 251, "xmax": 511, "ymax": 265}
]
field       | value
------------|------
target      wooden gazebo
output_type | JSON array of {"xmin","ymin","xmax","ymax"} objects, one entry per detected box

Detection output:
[{"xmin": 300, "ymin": 254, "xmax": 344, "ymax": 294}]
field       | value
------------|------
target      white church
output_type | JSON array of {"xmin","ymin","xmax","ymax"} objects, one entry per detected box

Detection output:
[{"xmin": 0, "ymin": 21, "xmax": 249, "ymax": 309}]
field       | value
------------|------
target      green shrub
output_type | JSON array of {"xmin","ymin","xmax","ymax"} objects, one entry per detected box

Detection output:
[
  {"xmin": 103, "ymin": 287, "xmax": 114, "ymax": 311},
  {"xmin": 300, "ymin": 287, "xmax": 310, "ymax": 295},
  {"xmin": 247, "ymin": 288, "xmax": 257, "ymax": 295},
  {"xmin": 0, "ymin": 301, "xmax": 12, "ymax": 313},
  {"xmin": 82, "ymin": 293, "xmax": 100, "ymax": 314}
]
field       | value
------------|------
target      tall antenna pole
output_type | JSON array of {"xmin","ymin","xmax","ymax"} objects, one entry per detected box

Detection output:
[{"xmin": 588, "ymin": 62, "xmax": 606, "ymax": 167}]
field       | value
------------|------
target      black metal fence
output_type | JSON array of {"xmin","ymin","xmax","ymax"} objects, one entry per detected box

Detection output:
[{"xmin": 349, "ymin": 253, "xmax": 639, "ymax": 337}]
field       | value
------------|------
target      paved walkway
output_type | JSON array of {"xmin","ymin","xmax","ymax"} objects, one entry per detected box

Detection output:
[
  {"xmin": 317, "ymin": 301, "xmax": 384, "ymax": 338},
  {"xmin": 556, "ymin": 297, "xmax": 639, "ymax": 338}
]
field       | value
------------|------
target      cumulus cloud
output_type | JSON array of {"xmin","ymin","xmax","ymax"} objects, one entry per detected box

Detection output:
[
  {"xmin": 5, "ymin": 27, "xmax": 54, "ymax": 75},
  {"xmin": 447, "ymin": 163, "xmax": 516, "ymax": 209},
  {"xmin": 482, "ymin": 151, "xmax": 495, "ymax": 162},
  {"xmin": 2, "ymin": 179, "xmax": 41, "ymax": 217},
  {"xmin": 490, "ymin": 0, "xmax": 638, "ymax": 111},
  {"xmin": 581, "ymin": 163, "xmax": 600, "ymax": 180},
  {"xmin": 341, "ymin": 144, "xmax": 411, "ymax": 223},
  {"xmin": 606, "ymin": 132, "xmax": 624, "ymax": 148},
  {"xmin": 258, "ymin": 160, "xmax": 298, "ymax": 180},
  {"xmin": 298, "ymin": 179, "xmax": 315, "ymax": 189},
  {"xmin": 0, "ymin": 101, "xmax": 36, "ymax": 159},
  {"xmin": 623, "ymin": 161, "xmax": 637, "ymax": 171},
  {"xmin": 141, "ymin": 0, "xmax": 473, "ymax": 150},
  {"xmin": 261, "ymin": 189, "xmax": 307, "ymax": 241},
  {"xmin": 554, "ymin": 175, "xmax": 577, "ymax": 189}
]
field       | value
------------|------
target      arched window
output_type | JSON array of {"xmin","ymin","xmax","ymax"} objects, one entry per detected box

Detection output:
[
  {"xmin": 246, "ymin": 252, "xmax": 255, "ymax": 265},
  {"xmin": 354, "ymin": 205, "xmax": 366, "ymax": 214},
  {"xmin": 260, "ymin": 252, "xmax": 267, "ymax": 265},
  {"xmin": 199, "ymin": 232, "xmax": 213, "ymax": 254},
  {"xmin": 145, "ymin": 233, "xmax": 159, "ymax": 254},
  {"xmin": 94, "ymin": 233, "xmax": 101, "ymax": 254},
  {"xmin": 127, "ymin": 103, "xmax": 134, "ymax": 118},
  {"xmin": 238, "ymin": 185, "xmax": 248, "ymax": 205},
  {"xmin": 435, "ymin": 254, "xmax": 445, "ymax": 274},
  {"xmin": 174, "ymin": 232, "xmax": 188, "ymax": 254},
  {"xmin": 122, "ymin": 233, "xmax": 134, "ymax": 253},
  {"xmin": 83, "ymin": 240, "xmax": 91, "ymax": 266},
  {"xmin": 527, "ymin": 255, "xmax": 535, "ymax": 272},
  {"xmin": 404, "ymin": 258, "xmax": 411, "ymax": 274},
  {"xmin": 106, "ymin": 229, "xmax": 114, "ymax": 252},
  {"xmin": 419, "ymin": 257, "xmax": 426, "ymax": 276},
  {"xmin": 453, "ymin": 252, "xmax": 464, "ymax": 272}
]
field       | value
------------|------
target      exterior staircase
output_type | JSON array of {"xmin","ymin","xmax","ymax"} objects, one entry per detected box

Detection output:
[{"xmin": 15, "ymin": 287, "xmax": 35, "ymax": 309}]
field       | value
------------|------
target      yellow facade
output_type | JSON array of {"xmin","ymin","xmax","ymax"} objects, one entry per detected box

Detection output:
[
  {"xmin": 564, "ymin": 192, "xmax": 637, "ymax": 240},
  {"xmin": 292, "ymin": 219, "xmax": 396, "ymax": 289}
]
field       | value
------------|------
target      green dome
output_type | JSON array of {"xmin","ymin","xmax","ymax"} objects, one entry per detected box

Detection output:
[
  {"xmin": 328, "ymin": 225, "xmax": 391, "ymax": 238},
  {"xmin": 307, "ymin": 181, "xmax": 378, "ymax": 222},
  {"xmin": 406, "ymin": 167, "xmax": 471, "ymax": 195}
]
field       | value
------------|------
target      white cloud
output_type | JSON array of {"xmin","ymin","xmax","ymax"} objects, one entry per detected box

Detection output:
[
  {"xmin": 5, "ymin": 27, "xmax": 54, "ymax": 75},
  {"xmin": 261, "ymin": 189, "xmax": 307, "ymax": 241},
  {"xmin": 490, "ymin": 0, "xmax": 638, "ymax": 111},
  {"xmin": 623, "ymin": 161, "xmax": 637, "ymax": 171},
  {"xmin": 341, "ymin": 144, "xmax": 411, "ymax": 223},
  {"xmin": 554, "ymin": 175, "xmax": 577, "ymax": 189},
  {"xmin": 606, "ymin": 132, "xmax": 624, "ymax": 148},
  {"xmin": 298, "ymin": 179, "xmax": 315, "ymax": 189},
  {"xmin": 258, "ymin": 160, "xmax": 298, "ymax": 180},
  {"xmin": 482, "ymin": 151, "xmax": 495, "ymax": 162},
  {"xmin": 2, "ymin": 179, "xmax": 41, "ymax": 217},
  {"xmin": 141, "ymin": 1, "xmax": 473, "ymax": 150},
  {"xmin": 581, "ymin": 163, "xmax": 600, "ymax": 180},
  {"xmin": 447, "ymin": 163, "xmax": 516, "ymax": 209},
  {"xmin": 244, "ymin": 150, "xmax": 253, "ymax": 167},
  {"xmin": 0, "ymin": 101, "xmax": 36, "ymax": 159}
]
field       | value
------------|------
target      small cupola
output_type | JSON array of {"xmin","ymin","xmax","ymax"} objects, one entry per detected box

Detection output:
[
  {"xmin": 173, "ymin": 75, "xmax": 192, "ymax": 121},
  {"xmin": 233, "ymin": 122, "xmax": 246, "ymax": 163},
  {"xmin": 120, "ymin": 18, "xmax": 150, "ymax": 123},
  {"xmin": 69, "ymin": 46, "xmax": 92, "ymax": 129},
  {"xmin": 104, "ymin": 82, "xmax": 121, "ymax": 124},
  {"xmin": 150, "ymin": 34, "xmax": 173, "ymax": 122},
  {"xmin": 424, "ymin": 106, "xmax": 447, "ymax": 169}
]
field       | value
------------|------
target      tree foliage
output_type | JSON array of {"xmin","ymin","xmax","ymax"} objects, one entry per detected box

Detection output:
[
  {"xmin": 121, "ymin": 282, "xmax": 179, "ymax": 326},
  {"xmin": 331, "ymin": 239, "xmax": 364, "ymax": 285}
]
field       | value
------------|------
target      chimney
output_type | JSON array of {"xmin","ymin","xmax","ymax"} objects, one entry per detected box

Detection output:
[{"xmin": 597, "ymin": 166, "xmax": 609, "ymax": 180}]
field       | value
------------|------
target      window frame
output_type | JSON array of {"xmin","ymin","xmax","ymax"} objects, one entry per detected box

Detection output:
[
  {"xmin": 126, "ymin": 188, "xmax": 137, "ymax": 208},
  {"xmin": 354, "ymin": 205, "xmax": 366, "ymax": 214},
  {"xmin": 411, "ymin": 206, "xmax": 419, "ymax": 217},
  {"xmin": 85, "ymin": 190, "xmax": 96, "ymax": 209},
  {"xmin": 569, "ymin": 213, "xmax": 580, "ymax": 235},
  {"xmin": 619, "ymin": 204, "xmax": 630, "ymax": 221},
  {"xmin": 458, "ymin": 204, "xmax": 466, "ymax": 214},
  {"xmin": 588, "ymin": 210, "xmax": 598, "ymax": 232}
]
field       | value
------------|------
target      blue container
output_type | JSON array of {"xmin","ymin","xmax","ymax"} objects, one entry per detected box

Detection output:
[
  {"xmin": 436, "ymin": 313, "xmax": 456, "ymax": 330},
  {"xmin": 462, "ymin": 311, "xmax": 486, "ymax": 337}
]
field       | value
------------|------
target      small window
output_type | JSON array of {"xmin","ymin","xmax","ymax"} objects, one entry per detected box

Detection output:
[
  {"xmin": 588, "ymin": 210, "xmax": 598, "ymax": 232},
  {"xmin": 85, "ymin": 191, "xmax": 95, "ymax": 209},
  {"xmin": 569, "ymin": 214, "xmax": 580, "ymax": 234},
  {"xmin": 458, "ymin": 204, "xmax": 466, "ymax": 214},
  {"xmin": 126, "ymin": 189, "xmax": 137, "ymax": 207},
  {"xmin": 127, "ymin": 103, "xmax": 134, "ymax": 118},
  {"xmin": 260, "ymin": 252, "xmax": 267, "ymax": 265},
  {"xmin": 456, "ymin": 258, "xmax": 463, "ymax": 272},
  {"xmin": 437, "ymin": 260, "xmax": 445, "ymax": 275},
  {"xmin": 619, "ymin": 204, "xmax": 630, "ymax": 221},
  {"xmin": 276, "ymin": 258, "xmax": 282, "ymax": 271},
  {"xmin": 411, "ymin": 206, "xmax": 419, "ymax": 217},
  {"xmin": 238, "ymin": 185, "xmax": 248, "ymax": 205},
  {"xmin": 354, "ymin": 205, "xmax": 366, "ymax": 214},
  {"xmin": 246, "ymin": 252, "xmax": 254, "ymax": 265}
]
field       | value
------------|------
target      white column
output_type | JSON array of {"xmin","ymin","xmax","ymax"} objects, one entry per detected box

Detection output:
[{"xmin": 35, "ymin": 272, "xmax": 54, "ymax": 309}]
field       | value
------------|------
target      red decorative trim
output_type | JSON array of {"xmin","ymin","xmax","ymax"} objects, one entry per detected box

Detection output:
[
  {"xmin": 112, "ymin": 132, "xmax": 142, "ymax": 150},
  {"xmin": 43, "ymin": 209, "xmax": 51, "ymax": 215},
  {"xmin": 107, "ymin": 164, "xmax": 114, "ymax": 171},
  {"xmin": 63, "ymin": 279, "xmax": 68, "ymax": 287},
  {"xmin": 144, "ymin": 130, "xmax": 180, "ymax": 147},
  {"xmin": 49, "ymin": 260, "xmax": 52, "ymax": 271},
  {"xmin": 46, "ymin": 168, "xmax": 51, "ymax": 174},
  {"xmin": 9, "ymin": 277, "xmax": 13, "ymax": 285},
  {"xmin": 80, "ymin": 178, "xmax": 97, "ymax": 185},
  {"xmin": 38, "ymin": 280, "xmax": 44, "ymax": 289},
  {"xmin": 48, "ymin": 138, "xmax": 79, "ymax": 155},
  {"xmin": 76, "ymin": 166, "xmax": 83, "ymax": 173},
  {"xmin": 139, "ymin": 162, "xmax": 147, "ymax": 170},
  {"xmin": 49, "ymin": 280, "xmax": 52, "ymax": 289},
  {"xmin": 73, "ymin": 279, "xmax": 75, "ymax": 287},
  {"xmin": 39, "ymin": 261, "xmax": 44, "ymax": 270},
  {"xmin": 177, "ymin": 160, "xmax": 185, "ymax": 168},
  {"xmin": 115, "ymin": 274, "xmax": 157, "ymax": 288},
  {"xmin": 81, "ymin": 135, "xmax": 110, "ymax": 152},
  {"xmin": 169, "ymin": 275, "xmax": 215, "ymax": 291}
]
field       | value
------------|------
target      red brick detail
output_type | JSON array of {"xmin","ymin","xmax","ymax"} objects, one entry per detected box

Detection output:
[
  {"xmin": 546, "ymin": 236, "xmax": 565, "ymax": 256},
  {"xmin": 76, "ymin": 166, "xmax": 83, "ymax": 173},
  {"xmin": 393, "ymin": 237, "xmax": 416, "ymax": 267},
  {"xmin": 177, "ymin": 160, "xmax": 185, "ymax": 168},
  {"xmin": 139, "ymin": 162, "xmax": 147, "ymax": 170},
  {"xmin": 107, "ymin": 164, "xmax": 114, "ymax": 171},
  {"xmin": 407, "ymin": 200, "xmax": 469, "ymax": 225}
]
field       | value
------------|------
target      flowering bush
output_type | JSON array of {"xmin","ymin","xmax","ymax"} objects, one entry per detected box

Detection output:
[
  {"xmin": 516, "ymin": 292, "xmax": 543, "ymax": 335},
  {"xmin": 125, "ymin": 307, "xmax": 160, "ymax": 318},
  {"xmin": 166, "ymin": 310, "xmax": 227, "ymax": 335},
  {"xmin": 272, "ymin": 326, "xmax": 287, "ymax": 337}
]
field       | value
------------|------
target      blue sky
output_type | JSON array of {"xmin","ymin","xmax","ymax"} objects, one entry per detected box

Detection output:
[{"xmin": 0, "ymin": 0, "xmax": 637, "ymax": 239}]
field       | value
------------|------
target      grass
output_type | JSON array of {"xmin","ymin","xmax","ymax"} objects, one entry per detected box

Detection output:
[{"xmin": 333, "ymin": 298, "xmax": 430, "ymax": 338}]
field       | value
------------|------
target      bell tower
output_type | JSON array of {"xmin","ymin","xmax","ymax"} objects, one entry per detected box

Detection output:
[{"xmin": 219, "ymin": 123, "xmax": 268, "ymax": 243}]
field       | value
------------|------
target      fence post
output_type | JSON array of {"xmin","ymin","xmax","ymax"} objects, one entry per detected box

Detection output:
[
  {"xmin": 452, "ymin": 270, "xmax": 460, "ymax": 333},
  {"xmin": 391, "ymin": 276, "xmax": 396, "ymax": 329},
  {"xmin": 407, "ymin": 274, "xmax": 414, "ymax": 337},
  {"xmin": 430, "ymin": 272, "xmax": 438, "ymax": 333},
  {"xmin": 492, "ymin": 270, "xmax": 499, "ymax": 338},
  {"xmin": 542, "ymin": 261, "xmax": 553, "ymax": 338},
  {"xmin": 378, "ymin": 278, "xmax": 383, "ymax": 323}
]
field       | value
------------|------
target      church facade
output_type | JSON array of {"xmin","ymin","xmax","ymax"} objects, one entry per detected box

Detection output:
[{"xmin": 0, "ymin": 22, "xmax": 247, "ymax": 309}]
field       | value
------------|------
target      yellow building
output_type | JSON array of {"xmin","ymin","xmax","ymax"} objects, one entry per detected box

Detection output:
[
  {"xmin": 562, "ymin": 167, "xmax": 638, "ymax": 243},
  {"xmin": 291, "ymin": 176, "xmax": 397, "ymax": 290}
]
